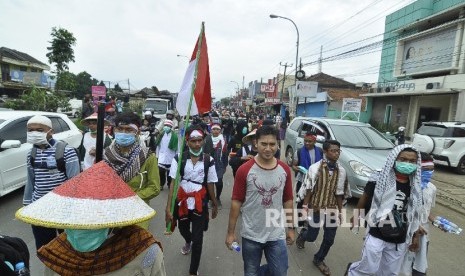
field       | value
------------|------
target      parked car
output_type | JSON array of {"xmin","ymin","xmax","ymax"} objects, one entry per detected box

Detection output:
[
  {"xmin": 284, "ymin": 117, "xmax": 394, "ymax": 198},
  {"xmin": 412, "ymin": 121, "xmax": 465, "ymax": 174},
  {"xmin": 57, "ymin": 98, "xmax": 82, "ymax": 118},
  {"xmin": 0, "ymin": 111, "xmax": 82, "ymax": 197}
]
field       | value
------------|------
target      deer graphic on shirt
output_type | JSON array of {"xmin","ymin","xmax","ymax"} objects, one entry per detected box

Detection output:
[{"xmin": 251, "ymin": 174, "xmax": 284, "ymax": 208}]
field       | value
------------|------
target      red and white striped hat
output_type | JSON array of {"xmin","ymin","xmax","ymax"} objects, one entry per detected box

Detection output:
[{"xmin": 15, "ymin": 162, "xmax": 156, "ymax": 229}]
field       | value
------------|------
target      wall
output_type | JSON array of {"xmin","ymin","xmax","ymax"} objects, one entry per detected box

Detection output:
[
  {"xmin": 296, "ymin": 102, "xmax": 327, "ymax": 117},
  {"xmin": 378, "ymin": 0, "xmax": 465, "ymax": 82},
  {"xmin": 371, "ymin": 96, "xmax": 412, "ymax": 131}
]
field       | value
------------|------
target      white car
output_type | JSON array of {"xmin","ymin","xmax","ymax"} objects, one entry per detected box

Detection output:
[
  {"xmin": 0, "ymin": 111, "xmax": 82, "ymax": 197},
  {"xmin": 412, "ymin": 122, "xmax": 465, "ymax": 174}
]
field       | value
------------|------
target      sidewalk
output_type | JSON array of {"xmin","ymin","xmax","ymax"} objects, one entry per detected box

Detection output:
[{"xmin": 431, "ymin": 166, "xmax": 465, "ymax": 216}]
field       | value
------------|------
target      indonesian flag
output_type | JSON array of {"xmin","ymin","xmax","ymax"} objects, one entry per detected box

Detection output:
[{"xmin": 176, "ymin": 22, "xmax": 211, "ymax": 116}]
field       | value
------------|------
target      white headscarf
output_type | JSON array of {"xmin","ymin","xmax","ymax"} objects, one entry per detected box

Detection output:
[{"xmin": 368, "ymin": 144, "xmax": 422, "ymax": 245}]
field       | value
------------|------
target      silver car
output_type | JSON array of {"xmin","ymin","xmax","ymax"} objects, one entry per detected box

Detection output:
[{"xmin": 284, "ymin": 117, "xmax": 394, "ymax": 198}]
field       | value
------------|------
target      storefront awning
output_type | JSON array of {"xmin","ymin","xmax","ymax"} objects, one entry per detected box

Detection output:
[{"xmin": 361, "ymin": 89, "xmax": 461, "ymax": 97}]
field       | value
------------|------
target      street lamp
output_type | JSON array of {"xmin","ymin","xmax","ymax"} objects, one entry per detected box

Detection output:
[
  {"xmin": 230, "ymin": 81, "xmax": 240, "ymax": 107},
  {"xmin": 270, "ymin": 14, "xmax": 299, "ymax": 118}
]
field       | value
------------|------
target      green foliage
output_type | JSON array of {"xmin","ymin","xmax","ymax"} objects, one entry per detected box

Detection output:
[
  {"xmin": 76, "ymin": 71, "xmax": 95, "ymax": 99},
  {"xmin": 128, "ymin": 98, "xmax": 144, "ymax": 116},
  {"xmin": 55, "ymin": 71, "xmax": 77, "ymax": 93},
  {"xmin": 46, "ymin": 27, "xmax": 77, "ymax": 75},
  {"xmin": 114, "ymin": 83, "xmax": 123, "ymax": 92},
  {"xmin": 6, "ymin": 86, "xmax": 69, "ymax": 111},
  {"xmin": 220, "ymin": 97, "xmax": 231, "ymax": 107}
]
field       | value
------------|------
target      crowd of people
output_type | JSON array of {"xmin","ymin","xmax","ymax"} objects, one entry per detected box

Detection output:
[{"xmin": 3, "ymin": 105, "xmax": 449, "ymax": 276}]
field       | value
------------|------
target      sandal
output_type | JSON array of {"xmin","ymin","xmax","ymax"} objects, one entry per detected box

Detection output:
[{"xmin": 313, "ymin": 260, "xmax": 331, "ymax": 276}]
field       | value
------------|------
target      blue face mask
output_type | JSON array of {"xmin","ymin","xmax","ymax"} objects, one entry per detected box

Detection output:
[
  {"xmin": 163, "ymin": 126, "xmax": 171, "ymax": 133},
  {"xmin": 395, "ymin": 161, "xmax": 417, "ymax": 175},
  {"xmin": 242, "ymin": 127, "xmax": 248, "ymax": 135},
  {"xmin": 115, "ymin": 133, "xmax": 136, "ymax": 147},
  {"xmin": 421, "ymin": 170, "xmax": 434, "ymax": 190},
  {"xmin": 65, "ymin": 228, "xmax": 109, "ymax": 252}
]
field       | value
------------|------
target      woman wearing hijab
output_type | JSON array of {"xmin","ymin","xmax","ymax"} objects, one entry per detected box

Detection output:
[{"xmin": 103, "ymin": 112, "xmax": 161, "ymax": 229}]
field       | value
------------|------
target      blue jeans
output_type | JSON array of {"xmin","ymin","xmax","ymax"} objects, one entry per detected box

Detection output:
[
  {"xmin": 303, "ymin": 211, "xmax": 337, "ymax": 263},
  {"xmin": 242, "ymin": 237, "xmax": 288, "ymax": 276}
]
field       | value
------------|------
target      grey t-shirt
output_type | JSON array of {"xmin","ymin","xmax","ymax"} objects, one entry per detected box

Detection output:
[{"xmin": 232, "ymin": 159, "xmax": 293, "ymax": 243}]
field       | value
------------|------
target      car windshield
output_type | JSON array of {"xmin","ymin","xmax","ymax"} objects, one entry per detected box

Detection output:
[
  {"xmin": 0, "ymin": 119, "xmax": 5, "ymax": 124},
  {"xmin": 417, "ymin": 124, "xmax": 447, "ymax": 137},
  {"xmin": 330, "ymin": 124, "xmax": 393, "ymax": 149},
  {"xmin": 145, "ymin": 101, "xmax": 167, "ymax": 114}
]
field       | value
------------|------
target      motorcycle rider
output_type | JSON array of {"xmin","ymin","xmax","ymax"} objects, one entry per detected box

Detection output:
[{"xmin": 141, "ymin": 111, "xmax": 159, "ymax": 151}]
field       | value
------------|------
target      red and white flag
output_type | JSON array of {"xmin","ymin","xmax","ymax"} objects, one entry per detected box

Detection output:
[{"xmin": 176, "ymin": 22, "xmax": 211, "ymax": 116}]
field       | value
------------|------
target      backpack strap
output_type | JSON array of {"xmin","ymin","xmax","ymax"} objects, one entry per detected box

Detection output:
[
  {"xmin": 243, "ymin": 144, "xmax": 251, "ymax": 155},
  {"xmin": 203, "ymin": 153, "xmax": 211, "ymax": 185},
  {"xmin": 54, "ymin": 141, "xmax": 68, "ymax": 174}
]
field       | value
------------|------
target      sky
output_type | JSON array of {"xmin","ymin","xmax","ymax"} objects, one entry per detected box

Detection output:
[{"xmin": 0, "ymin": 0, "xmax": 416, "ymax": 100}]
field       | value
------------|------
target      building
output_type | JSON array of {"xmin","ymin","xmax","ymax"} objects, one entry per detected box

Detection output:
[
  {"xmin": 296, "ymin": 72, "xmax": 369, "ymax": 121},
  {"xmin": 363, "ymin": 0, "xmax": 465, "ymax": 138},
  {"xmin": 0, "ymin": 47, "xmax": 51, "ymax": 97}
]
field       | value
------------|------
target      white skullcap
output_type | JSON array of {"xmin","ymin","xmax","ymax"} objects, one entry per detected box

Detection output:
[{"xmin": 27, "ymin": 115, "xmax": 52, "ymax": 128}]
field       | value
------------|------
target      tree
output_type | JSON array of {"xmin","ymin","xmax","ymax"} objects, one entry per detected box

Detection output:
[
  {"xmin": 114, "ymin": 83, "xmax": 123, "ymax": 92},
  {"xmin": 55, "ymin": 71, "xmax": 77, "ymax": 94},
  {"xmin": 220, "ymin": 97, "xmax": 231, "ymax": 107},
  {"xmin": 75, "ymin": 71, "xmax": 94, "ymax": 99},
  {"xmin": 5, "ymin": 85, "xmax": 68, "ymax": 111},
  {"xmin": 46, "ymin": 27, "xmax": 77, "ymax": 75}
]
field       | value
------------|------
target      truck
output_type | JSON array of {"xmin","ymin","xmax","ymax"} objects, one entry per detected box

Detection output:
[{"xmin": 143, "ymin": 95, "xmax": 175, "ymax": 120}]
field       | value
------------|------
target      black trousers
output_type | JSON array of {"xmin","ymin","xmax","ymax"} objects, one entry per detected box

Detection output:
[
  {"xmin": 31, "ymin": 225, "xmax": 60, "ymax": 250},
  {"xmin": 159, "ymin": 166, "xmax": 172, "ymax": 188},
  {"xmin": 295, "ymin": 181, "xmax": 305, "ymax": 227},
  {"xmin": 178, "ymin": 210, "xmax": 207, "ymax": 275}
]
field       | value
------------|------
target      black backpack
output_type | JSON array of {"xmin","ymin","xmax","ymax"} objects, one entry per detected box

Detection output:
[
  {"xmin": 0, "ymin": 235, "xmax": 30, "ymax": 275},
  {"xmin": 174, "ymin": 151, "xmax": 211, "ymax": 185},
  {"xmin": 30, "ymin": 140, "xmax": 80, "ymax": 176}
]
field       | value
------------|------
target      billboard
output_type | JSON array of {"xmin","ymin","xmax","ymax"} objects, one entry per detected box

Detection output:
[
  {"xmin": 295, "ymin": 81, "xmax": 318, "ymax": 98},
  {"xmin": 342, "ymin": 98, "xmax": 362, "ymax": 113},
  {"xmin": 91, "ymin": 86, "xmax": 106, "ymax": 98},
  {"xmin": 401, "ymin": 26, "xmax": 457, "ymax": 75}
]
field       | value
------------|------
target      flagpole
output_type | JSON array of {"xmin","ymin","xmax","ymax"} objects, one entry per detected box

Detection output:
[{"xmin": 166, "ymin": 22, "xmax": 205, "ymax": 234}]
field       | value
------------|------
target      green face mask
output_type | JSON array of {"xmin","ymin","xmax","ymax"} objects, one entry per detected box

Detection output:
[
  {"xmin": 65, "ymin": 228, "xmax": 109, "ymax": 252},
  {"xmin": 395, "ymin": 161, "xmax": 417, "ymax": 175},
  {"xmin": 163, "ymin": 126, "xmax": 171, "ymax": 133}
]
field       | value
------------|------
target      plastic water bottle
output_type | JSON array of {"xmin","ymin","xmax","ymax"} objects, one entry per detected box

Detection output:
[
  {"xmin": 433, "ymin": 216, "xmax": 462, "ymax": 235},
  {"xmin": 231, "ymin": 241, "xmax": 241, "ymax": 252},
  {"xmin": 15, "ymin": 262, "xmax": 30, "ymax": 276}
]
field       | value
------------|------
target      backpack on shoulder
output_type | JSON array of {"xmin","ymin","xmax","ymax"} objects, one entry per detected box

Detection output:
[
  {"xmin": 30, "ymin": 140, "xmax": 81, "ymax": 176},
  {"xmin": 0, "ymin": 235, "xmax": 30, "ymax": 275}
]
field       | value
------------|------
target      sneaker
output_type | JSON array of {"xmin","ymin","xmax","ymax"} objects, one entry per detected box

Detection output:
[
  {"xmin": 181, "ymin": 242, "xmax": 192, "ymax": 255},
  {"xmin": 296, "ymin": 229, "xmax": 306, "ymax": 249}
]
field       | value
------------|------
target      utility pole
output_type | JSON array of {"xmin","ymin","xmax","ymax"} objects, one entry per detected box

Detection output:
[
  {"xmin": 127, "ymin": 78, "xmax": 130, "ymax": 94},
  {"xmin": 279, "ymin": 62, "xmax": 293, "ymax": 101},
  {"xmin": 318, "ymin": 45, "xmax": 323, "ymax": 73}
]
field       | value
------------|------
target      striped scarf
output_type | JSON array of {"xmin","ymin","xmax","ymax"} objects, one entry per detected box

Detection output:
[
  {"xmin": 309, "ymin": 160, "xmax": 340, "ymax": 210},
  {"xmin": 103, "ymin": 142, "xmax": 149, "ymax": 182},
  {"xmin": 38, "ymin": 226, "xmax": 161, "ymax": 276},
  {"xmin": 368, "ymin": 144, "xmax": 422, "ymax": 245}
]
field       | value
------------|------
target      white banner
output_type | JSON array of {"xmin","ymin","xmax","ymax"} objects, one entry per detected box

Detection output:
[
  {"xmin": 342, "ymin": 98, "xmax": 362, "ymax": 113},
  {"xmin": 296, "ymin": 81, "xmax": 318, "ymax": 98}
]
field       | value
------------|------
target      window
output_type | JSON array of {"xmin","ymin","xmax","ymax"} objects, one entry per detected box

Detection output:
[
  {"xmin": 452, "ymin": 127, "xmax": 465, "ymax": 137},
  {"xmin": 384, "ymin": 104, "xmax": 392, "ymax": 125},
  {"xmin": 0, "ymin": 119, "xmax": 28, "ymax": 144},
  {"xmin": 30, "ymin": 68, "xmax": 38, "ymax": 72},
  {"xmin": 289, "ymin": 119, "xmax": 302, "ymax": 131},
  {"xmin": 49, "ymin": 117, "xmax": 70, "ymax": 134},
  {"xmin": 19, "ymin": 66, "xmax": 27, "ymax": 72}
]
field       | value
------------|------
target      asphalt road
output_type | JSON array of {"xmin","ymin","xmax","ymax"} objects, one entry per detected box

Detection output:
[{"xmin": 1, "ymin": 166, "xmax": 464, "ymax": 275}]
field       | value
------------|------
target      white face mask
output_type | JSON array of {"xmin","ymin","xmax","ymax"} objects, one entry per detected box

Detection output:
[{"xmin": 27, "ymin": 131, "xmax": 49, "ymax": 145}]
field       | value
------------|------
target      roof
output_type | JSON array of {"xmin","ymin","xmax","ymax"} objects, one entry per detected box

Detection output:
[
  {"xmin": 0, "ymin": 47, "xmax": 48, "ymax": 67},
  {"xmin": 306, "ymin": 72, "xmax": 356, "ymax": 89}
]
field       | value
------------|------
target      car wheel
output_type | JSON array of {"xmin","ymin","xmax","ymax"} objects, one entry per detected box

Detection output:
[
  {"xmin": 455, "ymin": 156, "xmax": 465, "ymax": 175},
  {"xmin": 285, "ymin": 147, "xmax": 294, "ymax": 166}
]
